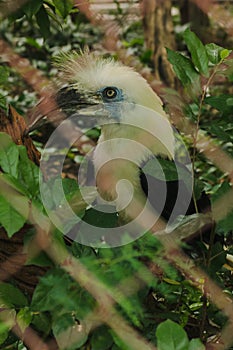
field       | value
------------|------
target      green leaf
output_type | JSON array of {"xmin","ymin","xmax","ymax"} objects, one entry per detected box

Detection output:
[
  {"xmin": 143, "ymin": 158, "xmax": 192, "ymax": 182},
  {"xmin": 0, "ymin": 194, "xmax": 28, "ymax": 237},
  {"xmin": 205, "ymin": 43, "xmax": 225, "ymax": 64},
  {"xmin": 52, "ymin": 177, "xmax": 79, "ymax": 207},
  {"xmin": 40, "ymin": 177, "xmax": 92, "ymax": 211},
  {"xmin": 205, "ymin": 94, "xmax": 233, "ymax": 115},
  {"xmin": 0, "ymin": 173, "xmax": 30, "ymax": 235},
  {"xmin": 31, "ymin": 268, "xmax": 95, "ymax": 316},
  {"xmin": 217, "ymin": 209, "xmax": 233, "ymax": 233},
  {"xmin": 208, "ymin": 242, "xmax": 226, "ymax": 275},
  {"xmin": 71, "ymin": 242, "xmax": 96, "ymax": 259},
  {"xmin": 0, "ymin": 319, "xmax": 9, "ymax": 345},
  {"xmin": 39, "ymin": 181, "xmax": 54, "ymax": 210},
  {"xmin": 193, "ymin": 178, "xmax": 205, "ymax": 201},
  {"xmin": 24, "ymin": 228, "xmax": 54, "ymax": 267},
  {"xmin": 0, "ymin": 66, "xmax": 9, "ymax": 85},
  {"xmin": 227, "ymin": 97, "xmax": 233, "ymax": 106},
  {"xmin": 81, "ymin": 205, "xmax": 118, "ymax": 228},
  {"xmin": 156, "ymin": 319, "xmax": 189, "ymax": 350},
  {"xmin": 188, "ymin": 338, "xmax": 205, "ymax": 350},
  {"xmin": 204, "ymin": 123, "xmax": 233, "ymax": 143},
  {"xmin": 0, "ymin": 132, "xmax": 19, "ymax": 178},
  {"xmin": 211, "ymin": 182, "xmax": 233, "ymax": 234},
  {"xmin": 35, "ymin": 5, "xmax": 51, "ymax": 39},
  {"xmin": 212, "ymin": 181, "xmax": 232, "ymax": 203},
  {"xmin": 166, "ymin": 48, "xmax": 199, "ymax": 86},
  {"xmin": 110, "ymin": 332, "xmax": 132, "ymax": 350},
  {"xmin": 0, "ymin": 172, "xmax": 29, "ymax": 197},
  {"xmin": 62, "ymin": 177, "xmax": 79, "ymax": 195},
  {"xmin": 220, "ymin": 49, "xmax": 231, "ymax": 60},
  {"xmin": 91, "ymin": 326, "xmax": 113, "ymax": 350},
  {"xmin": 143, "ymin": 158, "xmax": 192, "ymax": 194},
  {"xmin": 111, "ymin": 345, "xmax": 121, "ymax": 350},
  {"xmin": 78, "ymin": 205, "xmax": 119, "ymax": 246},
  {"xmin": 53, "ymin": 314, "xmax": 88, "ymax": 350},
  {"xmin": 31, "ymin": 312, "xmax": 51, "ymax": 335},
  {"xmin": 52, "ymin": 0, "xmax": 73, "ymax": 18},
  {"xmin": 17, "ymin": 307, "xmax": 32, "ymax": 333},
  {"xmin": 23, "ymin": 0, "xmax": 43, "ymax": 18},
  {"xmin": 0, "ymin": 94, "xmax": 7, "ymax": 111},
  {"xmin": 31, "ymin": 269, "xmax": 72, "ymax": 311},
  {"xmin": 52, "ymin": 312, "xmax": 76, "ymax": 336},
  {"xmin": 183, "ymin": 29, "xmax": 209, "ymax": 76},
  {"xmin": 26, "ymin": 250, "xmax": 54, "ymax": 267},
  {"xmin": 143, "ymin": 158, "xmax": 177, "ymax": 181},
  {"xmin": 18, "ymin": 146, "xmax": 39, "ymax": 197},
  {"xmin": 0, "ymin": 282, "xmax": 28, "ymax": 308}
]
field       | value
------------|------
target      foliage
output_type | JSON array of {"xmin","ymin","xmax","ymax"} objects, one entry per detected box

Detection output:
[
  {"xmin": 167, "ymin": 29, "xmax": 233, "ymax": 237},
  {"xmin": 0, "ymin": 0, "xmax": 102, "ymax": 114},
  {"xmin": 156, "ymin": 320, "xmax": 205, "ymax": 350},
  {"xmin": 0, "ymin": 2, "xmax": 233, "ymax": 350}
]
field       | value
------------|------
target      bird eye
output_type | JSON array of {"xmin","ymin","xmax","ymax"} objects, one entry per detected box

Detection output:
[{"xmin": 102, "ymin": 87, "xmax": 118, "ymax": 100}]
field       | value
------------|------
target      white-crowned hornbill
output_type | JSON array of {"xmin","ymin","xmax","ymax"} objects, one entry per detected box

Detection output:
[{"xmin": 31, "ymin": 51, "xmax": 211, "ymax": 243}]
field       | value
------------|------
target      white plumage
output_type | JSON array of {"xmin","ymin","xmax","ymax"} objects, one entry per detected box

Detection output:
[
  {"xmin": 55, "ymin": 51, "xmax": 175, "ymax": 224},
  {"xmin": 55, "ymin": 51, "xmax": 166, "ymax": 114}
]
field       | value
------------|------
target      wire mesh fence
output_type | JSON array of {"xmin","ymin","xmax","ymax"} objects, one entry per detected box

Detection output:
[{"xmin": 0, "ymin": 1, "xmax": 233, "ymax": 350}]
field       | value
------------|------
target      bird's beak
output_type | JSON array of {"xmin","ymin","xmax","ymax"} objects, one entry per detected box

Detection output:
[
  {"xmin": 56, "ymin": 87, "xmax": 112, "ymax": 121},
  {"xmin": 26, "ymin": 86, "xmax": 104, "ymax": 133},
  {"xmin": 56, "ymin": 86, "xmax": 102, "ymax": 112}
]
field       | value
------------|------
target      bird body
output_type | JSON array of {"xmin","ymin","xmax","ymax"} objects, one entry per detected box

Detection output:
[{"xmin": 52, "ymin": 51, "xmax": 196, "ymax": 231}]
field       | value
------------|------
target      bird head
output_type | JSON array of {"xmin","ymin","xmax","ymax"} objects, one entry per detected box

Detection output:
[
  {"xmin": 54, "ymin": 50, "xmax": 175, "ymax": 162},
  {"xmin": 54, "ymin": 50, "xmax": 165, "ymax": 115}
]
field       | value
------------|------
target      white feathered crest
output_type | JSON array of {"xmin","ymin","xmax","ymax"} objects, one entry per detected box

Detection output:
[{"xmin": 53, "ymin": 49, "xmax": 167, "ymax": 115}]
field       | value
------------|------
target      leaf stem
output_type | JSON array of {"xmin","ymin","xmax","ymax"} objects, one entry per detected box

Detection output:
[{"xmin": 191, "ymin": 59, "xmax": 225, "ymax": 214}]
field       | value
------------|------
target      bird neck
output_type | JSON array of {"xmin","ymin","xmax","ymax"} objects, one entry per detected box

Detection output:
[{"xmin": 94, "ymin": 124, "xmax": 152, "ymax": 169}]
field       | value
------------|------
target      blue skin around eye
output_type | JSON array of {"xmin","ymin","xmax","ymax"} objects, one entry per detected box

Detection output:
[
  {"xmin": 98, "ymin": 86, "xmax": 124, "ymax": 103},
  {"xmin": 97, "ymin": 87, "xmax": 125, "ymax": 121}
]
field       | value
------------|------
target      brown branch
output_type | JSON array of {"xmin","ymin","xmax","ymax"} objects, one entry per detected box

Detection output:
[
  {"xmin": 0, "ymin": 309, "xmax": 58, "ymax": 350},
  {"xmin": 0, "ymin": 107, "xmax": 46, "ymax": 294},
  {"xmin": 35, "ymin": 227, "xmax": 158, "ymax": 350},
  {"xmin": 74, "ymin": 0, "xmax": 120, "ymax": 51},
  {"xmin": 0, "ymin": 156, "xmax": 232, "ymax": 348},
  {"xmin": 0, "ymin": 38, "xmax": 95, "ymax": 153},
  {"xmin": 0, "ymin": 0, "xmax": 28, "ymax": 18},
  {"xmin": 140, "ymin": 0, "xmax": 176, "ymax": 87},
  {"xmin": 191, "ymin": 0, "xmax": 233, "ymax": 37}
]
